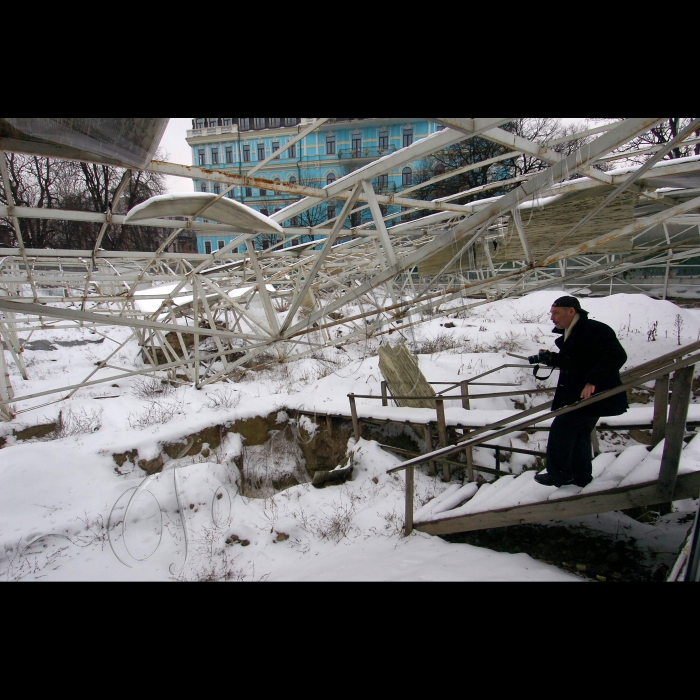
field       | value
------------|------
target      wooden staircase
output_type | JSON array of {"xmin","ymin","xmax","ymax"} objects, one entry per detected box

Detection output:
[
  {"xmin": 386, "ymin": 340, "xmax": 700, "ymax": 536},
  {"xmin": 414, "ymin": 440, "xmax": 700, "ymax": 536}
]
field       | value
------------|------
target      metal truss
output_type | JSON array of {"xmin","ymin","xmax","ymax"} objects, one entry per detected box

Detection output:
[{"xmin": 2, "ymin": 117, "xmax": 700, "ymax": 419}]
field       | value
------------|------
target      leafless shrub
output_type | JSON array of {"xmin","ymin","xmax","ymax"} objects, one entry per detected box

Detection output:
[
  {"xmin": 648, "ymin": 321, "xmax": 659, "ymax": 342},
  {"xmin": 484, "ymin": 331, "xmax": 526, "ymax": 354},
  {"xmin": 128, "ymin": 398, "xmax": 184, "ymax": 430},
  {"xmin": 512, "ymin": 309, "xmax": 550, "ymax": 324},
  {"xmin": 56, "ymin": 406, "xmax": 103, "ymax": 438},
  {"xmin": 675, "ymin": 314, "xmax": 685, "ymax": 346},
  {"xmin": 0, "ymin": 513, "xmax": 108, "ymax": 581},
  {"xmin": 170, "ymin": 526, "xmax": 251, "ymax": 583},
  {"xmin": 379, "ymin": 507, "xmax": 406, "ymax": 538},
  {"xmin": 205, "ymin": 388, "xmax": 242, "ymax": 411},
  {"xmin": 410, "ymin": 332, "xmax": 462, "ymax": 355},
  {"xmin": 316, "ymin": 503, "xmax": 357, "ymax": 542},
  {"xmin": 131, "ymin": 376, "xmax": 176, "ymax": 400},
  {"xmin": 292, "ymin": 501, "xmax": 357, "ymax": 543}
]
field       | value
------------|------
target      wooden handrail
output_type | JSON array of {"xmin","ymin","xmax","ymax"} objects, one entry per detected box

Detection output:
[
  {"xmin": 349, "ymin": 388, "xmax": 555, "ymax": 402},
  {"xmin": 388, "ymin": 350, "xmax": 700, "ymax": 475}
]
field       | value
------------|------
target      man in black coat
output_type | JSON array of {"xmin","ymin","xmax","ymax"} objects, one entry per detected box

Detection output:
[{"xmin": 534, "ymin": 297, "xmax": 628, "ymax": 488}]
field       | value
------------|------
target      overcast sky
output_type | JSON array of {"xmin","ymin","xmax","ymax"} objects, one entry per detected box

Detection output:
[
  {"xmin": 158, "ymin": 118, "xmax": 195, "ymax": 194},
  {"xmin": 156, "ymin": 118, "xmax": 591, "ymax": 194}
]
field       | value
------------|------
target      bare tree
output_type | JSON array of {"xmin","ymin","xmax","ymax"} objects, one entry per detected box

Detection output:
[
  {"xmin": 0, "ymin": 153, "xmax": 77, "ymax": 248},
  {"xmin": 1, "ymin": 152, "xmax": 168, "ymax": 251},
  {"xmin": 592, "ymin": 118, "xmax": 700, "ymax": 163},
  {"xmin": 412, "ymin": 119, "xmax": 594, "ymax": 205}
]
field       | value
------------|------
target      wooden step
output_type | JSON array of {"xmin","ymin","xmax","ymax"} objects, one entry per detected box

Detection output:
[{"xmin": 414, "ymin": 484, "xmax": 479, "ymax": 522}]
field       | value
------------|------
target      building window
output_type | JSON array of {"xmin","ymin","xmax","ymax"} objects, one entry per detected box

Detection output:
[
  {"xmin": 243, "ymin": 145, "xmax": 251, "ymax": 162},
  {"xmin": 327, "ymin": 173, "xmax": 337, "ymax": 186},
  {"xmin": 245, "ymin": 187, "xmax": 252, "ymax": 197},
  {"xmin": 218, "ymin": 240, "xmax": 225, "ymax": 250},
  {"xmin": 254, "ymin": 118, "xmax": 265, "ymax": 129},
  {"xmin": 378, "ymin": 130, "xmax": 389, "ymax": 151},
  {"xmin": 214, "ymin": 184, "xmax": 221, "ymax": 195},
  {"xmin": 326, "ymin": 135, "xmax": 336, "ymax": 155},
  {"xmin": 272, "ymin": 141, "xmax": 280, "ymax": 159},
  {"xmin": 196, "ymin": 119, "xmax": 204, "ymax": 129},
  {"xmin": 240, "ymin": 118, "xmax": 250, "ymax": 130},
  {"xmin": 223, "ymin": 118, "xmax": 231, "ymax": 126},
  {"xmin": 288, "ymin": 143, "xmax": 297, "ymax": 158},
  {"xmin": 260, "ymin": 189, "xmax": 267, "ymax": 197},
  {"xmin": 327, "ymin": 204, "xmax": 337, "ymax": 221},
  {"xmin": 257, "ymin": 143, "xmax": 266, "ymax": 160},
  {"xmin": 208, "ymin": 118, "xmax": 218, "ymax": 127},
  {"xmin": 377, "ymin": 174, "xmax": 389, "ymax": 191},
  {"xmin": 289, "ymin": 175, "xmax": 298, "ymax": 186},
  {"xmin": 402, "ymin": 167, "xmax": 413, "ymax": 187},
  {"xmin": 211, "ymin": 148, "xmax": 219, "ymax": 165},
  {"xmin": 352, "ymin": 134, "xmax": 362, "ymax": 156},
  {"xmin": 226, "ymin": 147, "xmax": 233, "ymax": 164},
  {"xmin": 205, "ymin": 241, "xmax": 212, "ymax": 255},
  {"xmin": 200, "ymin": 183, "xmax": 207, "ymax": 193},
  {"xmin": 403, "ymin": 129, "xmax": 414, "ymax": 148},
  {"xmin": 270, "ymin": 118, "xmax": 280, "ymax": 128},
  {"xmin": 260, "ymin": 208, "xmax": 269, "ymax": 217},
  {"xmin": 198, "ymin": 148, "xmax": 206, "ymax": 166}
]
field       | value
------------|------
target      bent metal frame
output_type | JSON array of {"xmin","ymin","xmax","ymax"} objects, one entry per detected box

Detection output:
[{"xmin": 2, "ymin": 117, "xmax": 700, "ymax": 421}]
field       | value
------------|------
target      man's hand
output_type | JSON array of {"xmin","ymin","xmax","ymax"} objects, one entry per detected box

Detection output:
[{"xmin": 581, "ymin": 384, "xmax": 596, "ymax": 400}]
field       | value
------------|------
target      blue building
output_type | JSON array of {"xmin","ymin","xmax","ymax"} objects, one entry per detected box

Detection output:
[{"xmin": 186, "ymin": 118, "xmax": 442, "ymax": 254}]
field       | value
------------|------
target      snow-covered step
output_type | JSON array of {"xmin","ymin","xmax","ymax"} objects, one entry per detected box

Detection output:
[
  {"xmin": 618, "ymin": 441, "xmax": 665, "ymax": 488},
  {"xmin": 502, "ymin": 471, "xmax": 567, "ymax": 509},
  {"xmin": 455, "ymin": 476, "xmax": 517, "ymax": 516},
  {"xmin": 581, "ymin": 445, "xmax": 651, "ymax": 494},
  {"xmin": 478, "ymin": 473, "xmax": 537, "ymax": 512},
  {"xmin": 414, "ymin": 484, "xmax": 462, "ymax": 523},
  {"xmin": 592, "ymin": 452, "xmax": 618, "ymax": 479},
  {"xmin": 427, "ymin": 484, "xmax": 480, "ymax": 518}
]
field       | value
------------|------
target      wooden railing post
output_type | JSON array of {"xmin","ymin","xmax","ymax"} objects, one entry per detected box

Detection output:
[
  {"xmin": 465, "ymin": 442, "xmax": 475, "ymax": 483},
  {"xmin": 424, "ymin": 425, "xmax": 437, "ymax": 477},
  {"xmin": 381, "ymin": 381, "xmax": 389, "ymax": 407},
  {"xmin": 652, "ymin": 375, "xmax": 671, "ymax": 448},
  {"xmin": 405, "ymin": 467, "xmax": 415, "ymax": 536},
  {"xmin": 658, "ymin": 365, "xmax": 695, "ymax": 501},
  {"xmin": 461, "ymin": 381, "xmax": 475, "ymax": 481},
  {"xmin": 591, "ymin": 430, "xmax": 602, "ymax": 457},
  {"xmin": 348, "ymin": 394, "xmax": 361, "ymax": 442},
  {"xmin": 461, "ymin": 380, "xmax": 471, "ymax": 410},
  {"xmin": 436, "ymin": 399, "xmax": 449, "ymax": 482}
]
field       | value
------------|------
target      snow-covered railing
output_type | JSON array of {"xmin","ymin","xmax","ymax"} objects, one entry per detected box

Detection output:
[{"xmin": 350, "ymin": 362, "xmax": 554, "ymax": 481}]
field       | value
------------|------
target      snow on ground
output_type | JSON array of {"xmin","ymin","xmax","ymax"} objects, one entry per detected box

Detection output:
[{"xmin": 0, "ymin": 291, "xmax": 698, "ymax": 582}]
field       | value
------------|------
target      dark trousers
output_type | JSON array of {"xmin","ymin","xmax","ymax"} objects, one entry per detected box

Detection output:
[{"xmin": 546, "ymin": 413, "xmax": 600, "ymax": 482}]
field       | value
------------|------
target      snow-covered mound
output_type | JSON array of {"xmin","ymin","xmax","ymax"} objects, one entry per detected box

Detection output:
[{"xmin": 1, "ymin": 291, "xmax": 698, "ymax": 581}]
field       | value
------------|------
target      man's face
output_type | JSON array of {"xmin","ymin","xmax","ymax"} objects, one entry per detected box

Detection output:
[{"xmin": 550, "ymin": 305, "xmax": 577, "ymax": 330}]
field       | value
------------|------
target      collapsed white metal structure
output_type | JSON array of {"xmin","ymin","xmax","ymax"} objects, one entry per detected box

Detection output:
[{"xmin": 2, "ymin": 117, "xmax": 700, "ymax": 421}]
